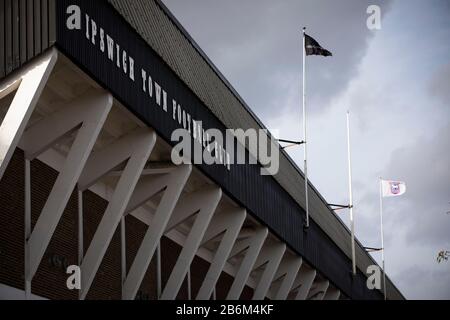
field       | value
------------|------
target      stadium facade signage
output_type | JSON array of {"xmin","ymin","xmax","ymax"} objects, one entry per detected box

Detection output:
[{"xmin": 62, "ymin": 1, "xmax": 233, "ymax": 171}]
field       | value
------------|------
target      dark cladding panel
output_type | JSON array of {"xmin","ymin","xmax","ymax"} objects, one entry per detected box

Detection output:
[
  {"xmin": 0, "ymin": 0, "xmax": 55, "ymax": 79},
  {"xmin": 33, "ymin": 0, "xmax": 41, "ymax": 55},
  {"xmin": 48, "ymin": 0, "xmax": 56, "ymax": 45},
  {"xmin": 41, "ymin": 0, "xmax": 48, "ymax": 50},
  {"xmin": 19, "ymin": 0, "xmax": 27, "ymax": 66},
  {"xmin": 0, "ymin": 0, "xmax": 5, "ymax": 78},
  {"xmin": 26, "ymin": 0, "xmax": 34, "ymax": 60},
  {"xmin": 12, "ymin": 0, "xmax": 19, "ymax": 70},
  {"xmin": 4, "ymin": 0, "xmax": 12, "ymax": 74}
]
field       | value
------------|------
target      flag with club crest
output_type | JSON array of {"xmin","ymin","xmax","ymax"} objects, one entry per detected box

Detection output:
[{"xmin": 381, "ymin": 180, "xmax": 406, "ymax": 198}]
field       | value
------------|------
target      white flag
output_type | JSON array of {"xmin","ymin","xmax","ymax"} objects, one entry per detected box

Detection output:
[{"xmin": 381, "ymin": 180, "xmax": 406, "ymax": 198}]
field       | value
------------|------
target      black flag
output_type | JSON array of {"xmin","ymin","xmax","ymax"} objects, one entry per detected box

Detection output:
[{"xmin": 305, "ymin": 34, "xmax": 332, "ymax": 57}]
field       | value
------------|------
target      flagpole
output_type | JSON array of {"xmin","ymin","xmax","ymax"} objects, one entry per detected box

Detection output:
[
  {"xmin": 347, "ymin": 111, "xmax": 356, "ymax": 276},
  {"xmin": 379, "ymin": 178, "xmax": 387, "ymax": 300},
  {"xmin": 303, "ymin": 27, "xmax": 310, "ymax": 228}
]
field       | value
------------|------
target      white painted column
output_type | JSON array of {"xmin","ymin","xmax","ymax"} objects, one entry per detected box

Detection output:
[
  {"xmin": 187, "ymin": 269, "xmax": 192, "ymax": 300},
  {"xmin": 24, "ymin": 159, "xmax": 31, "ymax": 299}
]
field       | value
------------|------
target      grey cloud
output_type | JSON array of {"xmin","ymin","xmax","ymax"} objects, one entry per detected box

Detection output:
[
  {"xmin": 162, "ymin": 0, "xmax": 394, "ymax": 120},
  {"xmin": 161, "ymin": 0, "xmax": 450, "ymax": 300},
  {"xmin": 383, "ymin": 123, "xmax": 450, "ymax": 247},
  {"xmin": 394, "ymin": 264, "xmax": 450, "ymax": 300},
  {"xmin": 429, "ymin": 63, "xmax": 450, "ymax": 105},
  {"xmin": 356, "ymin": 123, "xmax": 450, "ymax": 249}
]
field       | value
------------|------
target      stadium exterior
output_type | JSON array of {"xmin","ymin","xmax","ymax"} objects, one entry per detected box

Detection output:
[{"xmin": 0, "ymin": 0, "xmax": 404, "ymax": 300}]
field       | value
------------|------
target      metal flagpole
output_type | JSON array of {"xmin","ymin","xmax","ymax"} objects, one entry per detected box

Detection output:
[
  {"xmin": 303, "ymin": 27, "xmax": 310, "ymax": 228},
  {"xmin": 347, "ymin": 111, "xmax": 356, "ymax": 275},
  {"xmin": 379, "ymin": 178, "xmax": 387, "ymax": 300}
]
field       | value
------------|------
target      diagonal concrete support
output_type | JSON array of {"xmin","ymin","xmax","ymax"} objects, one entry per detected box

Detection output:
[
  {"xmin": 22, "ymin": 90, "xmax": 112, "ymax": 281},
  {"xmin": 0, "ymin": 49, "xmax": 57, "ymax": 180},
  {"xmin": 252, "ymin": 243, "xmax": 286, "ymax": 300},
  {"xmin": 294, "ymin": 267, "xmax": 317, "ymax": 300},
  {"xmin": 196, "ymin": 209, "xmax": 246, "ymax": 300},
  {"xmin": 226, "ymin": 227, "xmax": 268, "ymax": 300},
  {"xmin": 160, "ymin": 187, "xmax": 222, "ymax": 300},
  {"xmin": 323, "ymin": 287, "xmax": 341, "ymax": 300},
  {"xmin": 122, "ymin": 165, "xmax": 192, "ymax": 300},
  {"xmin": 21, "ymin": 90, "xmax": 111, "ymax": 160},
  {"xmin": 272, "ymin": 256, "xmax": 303, "ymax": 300},
  {"xmin": 307, "ymin": 280, "xmax": 329, "ymax": 300},
  {"xmin": 79, "ymin": 128, "xmax": 156, "ymax": 299}
]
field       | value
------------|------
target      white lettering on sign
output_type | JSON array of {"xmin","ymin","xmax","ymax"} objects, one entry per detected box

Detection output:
[
  {"xmin": 65, "ymin": 5, "xmax": 284, "ymax": 174},
  {"xmin": 66, "ymin": 5, "xmax": 135, "ymax": 82}
]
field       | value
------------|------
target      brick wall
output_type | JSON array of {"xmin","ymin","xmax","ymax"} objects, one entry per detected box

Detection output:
[
  {"xmin": 125, "ymin": 214, "xmax": 158, "ymax": 300},
  {"xmin": 0, "ymin": 149, "xmax": 255, "ymax": 300},
  {"xmin": 0, "ymin": 150, "xmax": 25, "ymax": 292},
  {"xmin": 30, "ymin": 154, "xmax": 79, "ymax": 300}
]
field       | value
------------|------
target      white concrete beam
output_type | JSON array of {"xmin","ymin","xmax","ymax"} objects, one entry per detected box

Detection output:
[
  {"xmin": 252, "ymin": 243, "xmax": 286, "ymax": 300},
  {"xmin": 226, "ymin": 228, "xmax": 268, "ymax": 300},
  {"xmin": 122, "ymin": 165, "xmax": 192, "ymax": 300},
  {"xmin": 0, "ymin": 49, "xmax": 57, "ymax": 180},
  {"xmin": 161, "ymin": 187, "xmax": 222, "ymax": 300},
  {"xmin": 164, "ymin": 187, "xmax": 219, "ymax": 233},
  {"xmin": 20, "ymin": 90, "xmax": 110, "ymax": 160},
  {"xmin": 294, "ymin": 268, "xmax": 316, "ymax": 300},
  {"xmin": 196, "ymin": 209, "xmax": 246, "ymax": 300},
  {"xmin": 273, "ymin": 256, "xmax": 303, "ymax": 300},
  {"xmin": 78, "ymin": 128, "xmax": 154, "ymax": 191},
  {"xmin": 24, "ymin": 91, "xmax": 112, "ymax": 280},
  {"xmin": 307, "ymin": 280, "xmax": 329, "ymax": 300},
  {"xmin": 80, "ymin": 129, "xmax": 156, "ymax": 299}
]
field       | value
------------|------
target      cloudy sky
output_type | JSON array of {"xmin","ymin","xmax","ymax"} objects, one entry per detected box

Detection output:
[{"xmin": 162, "ymin": 0, "xmax": 450, "ymax": 299}]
